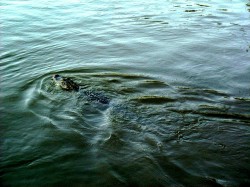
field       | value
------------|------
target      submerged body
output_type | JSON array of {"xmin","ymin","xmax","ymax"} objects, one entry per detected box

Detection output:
[{"xmin": 52, "ymin": 74, "xmax": 109, "ymax": 104}]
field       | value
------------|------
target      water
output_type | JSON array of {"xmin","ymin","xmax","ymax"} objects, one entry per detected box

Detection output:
[{"xmin": 1, "ymin": 0, "xmax": 250, "ymax": 186}]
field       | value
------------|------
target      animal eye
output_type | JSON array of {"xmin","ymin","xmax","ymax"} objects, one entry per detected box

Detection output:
[{"xmin": 61, "ymin": 82, "xmax": 67, "ymax": 88}]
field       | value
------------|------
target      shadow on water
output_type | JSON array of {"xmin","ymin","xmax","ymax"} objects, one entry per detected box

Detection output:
[{"xmin": 246, "ymin": 2, "xmax": 250, "ymax": 12}]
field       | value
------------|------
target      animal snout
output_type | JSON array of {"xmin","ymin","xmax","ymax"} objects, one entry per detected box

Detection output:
[{"xmin": 53, "ymin": 74, "xmax": 61, "ymax": 80}]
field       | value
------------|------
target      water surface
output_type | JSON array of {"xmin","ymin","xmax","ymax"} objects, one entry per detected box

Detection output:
[{"xmin": 1, "ymin": 0, "xmax": 250, "ymax": 186}]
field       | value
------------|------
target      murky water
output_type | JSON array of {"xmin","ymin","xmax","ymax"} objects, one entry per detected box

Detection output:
[{"xmin": 1, "ymin": 0, "xmax": 250, "ymax": 186}]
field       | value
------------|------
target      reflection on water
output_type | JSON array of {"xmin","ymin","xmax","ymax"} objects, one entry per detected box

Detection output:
[{"xmin": 1, "ymin": 0, "xmax": 250, "ymax": 186}]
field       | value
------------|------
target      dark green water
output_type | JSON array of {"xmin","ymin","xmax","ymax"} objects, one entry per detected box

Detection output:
[{"xmin": 1, "ymin": 0, "xmax": 250, "ymax": 186}]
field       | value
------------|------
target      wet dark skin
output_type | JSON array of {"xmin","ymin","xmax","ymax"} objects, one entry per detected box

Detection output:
[
  {"xmin": 52, "ymin": 74, "xmax": 109, "ymax": 104},
  {"xmin": 52, "ymin": 74, "xmax": 79, "ymax": 91}
]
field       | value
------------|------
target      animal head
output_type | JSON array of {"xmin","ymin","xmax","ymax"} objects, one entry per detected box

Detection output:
[{"xmin": 52, "ymin": 74, "xmax": 79, "ymax": 91}]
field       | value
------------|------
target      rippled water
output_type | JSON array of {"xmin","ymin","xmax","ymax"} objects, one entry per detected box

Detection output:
[{"xmin": 1, "ymin": 0, "xmax": 250, "ymax": 186}]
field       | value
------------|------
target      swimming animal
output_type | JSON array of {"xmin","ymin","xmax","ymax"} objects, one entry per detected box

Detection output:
[
  {"xmin": 52, "ymin": 74, "xmax": 80, "ymax": 91},
  {"xmin": 52, "ymin": 74, "xmax": 109, "ymax": 104}
]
